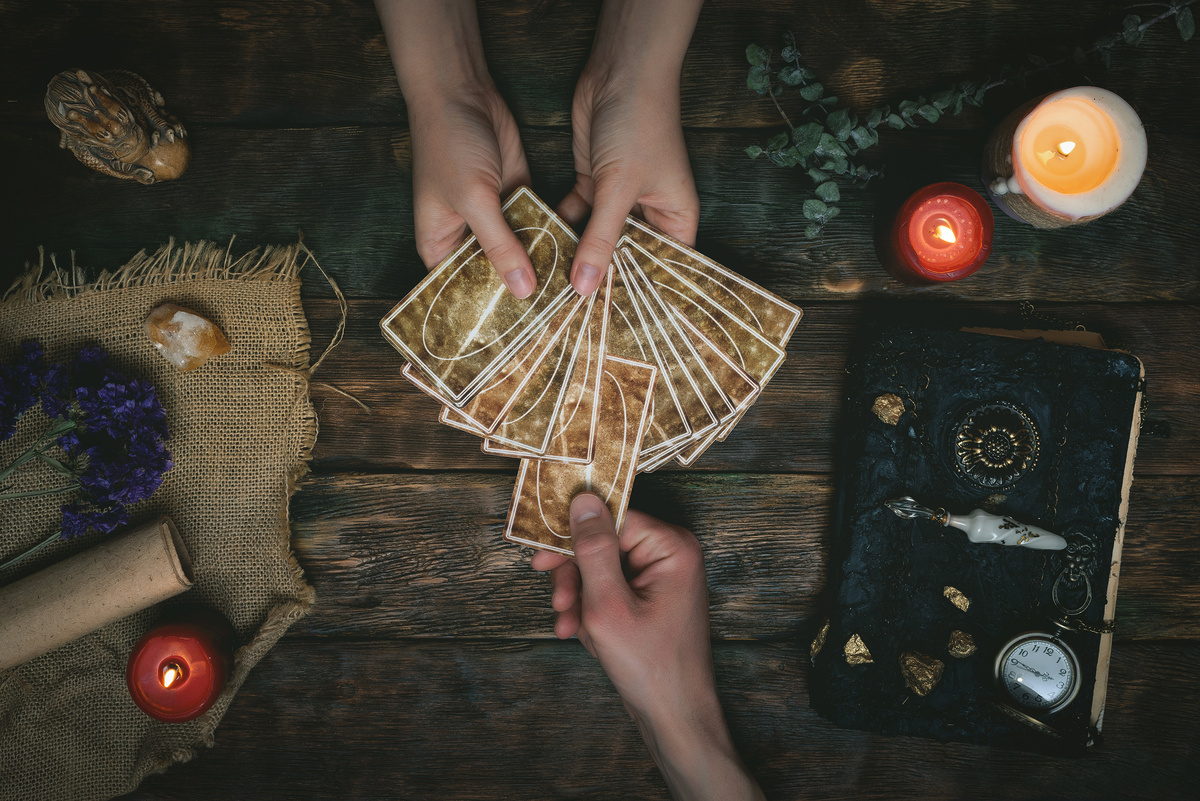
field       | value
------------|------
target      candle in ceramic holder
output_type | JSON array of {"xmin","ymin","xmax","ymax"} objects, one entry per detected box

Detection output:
[
  {"xmin": 886, "ymin": 182, "xmax": 993, "ymax": 284},
  {"xmin": 983, "ymin": 87, "xmax": 1147, "ymax": 228},
  {"xmin": 126, "ymin": 607, "xmax": 236, "ymax": 723}
]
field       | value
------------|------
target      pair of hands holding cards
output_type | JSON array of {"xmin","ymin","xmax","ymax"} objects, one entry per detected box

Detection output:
[{"xmin": 376, "ymin": 0, "xmax": 704, "ymax": 299}]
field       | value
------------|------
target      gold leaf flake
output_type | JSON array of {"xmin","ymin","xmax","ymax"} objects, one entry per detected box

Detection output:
[
  {"xmin": 899, "ymin": 651, "xmax": 944, "ymax": 696},
  {"xmin": 810, "ymin": 619, "xmax": 831, "ymax": 661},
  {"xmin": 948, "ymin": 629, "xmax": 977, "ymax": 658},
  {"xmin": 944, "ymin": 586, "xmax": 970, "ymax": 612},
  {"xmin": 844, "ymin": 633, "xmax": 873, "ymax": 665},
  {"xmin": 871, "ymin": 393, "xmax": 905, "ymax": 426}
]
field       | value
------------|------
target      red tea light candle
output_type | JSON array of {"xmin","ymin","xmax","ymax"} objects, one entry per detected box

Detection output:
[
  {"xmin": 887, "ymin": 182, "xmax": 994, "ymax": 283},
  {"xmin": 983, "ymin": 87, "xmax": 1147, "ymax": 228},
  {"xmin": 126, "ymin": 607, "xmax": 235, "ymax": 723}
]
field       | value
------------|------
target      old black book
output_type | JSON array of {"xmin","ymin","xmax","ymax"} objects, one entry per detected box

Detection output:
[{"xmin": 809, "ymin": 324, "xmax": 1143, "ymax": 752}]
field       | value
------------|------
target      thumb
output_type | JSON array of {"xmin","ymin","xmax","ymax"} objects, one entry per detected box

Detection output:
[
  {"xmin": 569, "ymin": 493, "xmax": 632, "ymax": 608},
  {"xmin": 570, "ymin": 181, "xmax": 632, "ymax": 296},
  {"xmin": 461, "ymin": 192, "xmax": 537, "ymax": 299}
]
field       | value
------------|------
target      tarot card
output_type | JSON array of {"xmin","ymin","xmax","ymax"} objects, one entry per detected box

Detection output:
[
  {"xmin": 504, "ymin": 356, "xmax": 657, "ymax": 556},
  {"xmin": 483, "ymin": 269, "xmax": 612, "ymax": 464},
  {"xmin": 406, "ymin": 296, "xmax": 583, "ymax": 433},
  {"xmin": 619, "ymin": 239, "xmax": 786, "ymax": 388},
  {"xmin": 622, "ymin": 216, "xmax": 803, "ymax": 346},
  {"xmin": 605, "ymin": 261, "xmax": 692, "ymax": 456},
  {"xmin": 380, "ymin": 186, "xmax": 577, "ymax": 405}
]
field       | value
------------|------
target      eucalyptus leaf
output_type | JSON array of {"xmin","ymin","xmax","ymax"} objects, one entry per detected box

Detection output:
[
  {"xmin": 866, "ymin": 107, "xmax": 884, "ymax": 128},
  {"xmin": 779, "ymin": 64, "xmax": 805, "ymax": 85},
  {"xmin": 745, "ymin": 145, "xmax": 764, "ymax": 159},
  {"xmin": 805, "ymin": 223, "xmax": 822, "ymax": 239},
  {"xmin": 918, "ymin": 104, "xmax": 941, "ymax": 123},
  {"xmin": 802, "ymin": 199, "xmax": 828, "ymax": 220},
  {"xmin": 814, "ymin": 132, "xmax": 843, "ymax": 158},
  {"xmin": 807, "ymin": 168, "xmax": 831, "ymax": 183},
  {"xmin": 1123, "ymin": 28, "xmax": 1143, "ymax": 45},
  {"xmin": 849, "ymin": 125, "xmax": 878, "ymax": 148},
  {"xmin": 781, "ymin": 44, "xmax": 798, "ymax": 61},
  {"xmin": 1098, "ymin": 47, "xmax": 1113, "ymax": 68},
  {"xmin": 827, "ymin": 108, "xmax": 853, "ymax": 140},
  {"xmin": 820, "ymin": 152, "xmax": 849, "ymax": 174},
  {"xmin": 886, "ymin": 113, "xmax": 906, "ymax": 129},
  {"xmin": 1179, "ymin": 7, "xmax": 1195, "ymax": 41},
  {"xmin": 931, "ymin": 89, "xmax": 957, "ymax": 110},
  {"xmin": 1123, "ymin": 14, "xmax": 1140, "ymax": 32},
  {"xmin": 746, "ymin": 44, "xmax": 769, "ymax": 66},
  {"xmin": 898, "ymin": 99, "xmax": 920, "ymax": 117},
  {"xmin": 747, "ymin": 64, "xmax": 771, "ymax": 94},
  {"xmin": 768, "ymin": 131, "xmax": 790, "ymax": 150},
  {"xmin": 815, "ymin": 181, "xmax": 841, "ymax": 203},
  {"xmin": 799, "ymin": 82, "xmax": 824, "ymax": 101},
  {"xmin": 826, "ymin": 205, "xmax": 841, "ymax": 220},
  {"xmin": 952, "ymin": 95, "xmax": 964, "ymax": 116},
  {"xmin": 819, "ymin": 95, "xmax": 839, "ymax": 107},
  {"xmin": 1028, "ymin": 53, "xmax": 1048, "ymax": 68},
  {"xmin": 793, "ymin": 123, "xmax": 824, "ymax": 156}
]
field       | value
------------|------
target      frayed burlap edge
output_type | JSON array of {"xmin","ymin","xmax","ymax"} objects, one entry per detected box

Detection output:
[{"xmin": 1, "ymin": 238, "xmax": 322, "ymax": 782}]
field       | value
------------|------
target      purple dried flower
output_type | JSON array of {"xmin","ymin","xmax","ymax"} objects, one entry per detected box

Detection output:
[{"xmin": 0, "ymin": 342, "xmax": 173, "ymax": 560}]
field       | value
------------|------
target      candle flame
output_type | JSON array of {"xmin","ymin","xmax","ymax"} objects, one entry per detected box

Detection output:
[
  {"xmin": 161, "ymin": 663, "xmax": 182, "ymax": 689},
  {"xmin": 934, "ymin": 225, "xmax": 956, "ymax": 244},
  {"xmin": 1057, "ymin": 140, "xmax": 1076, "ymax": 156}
]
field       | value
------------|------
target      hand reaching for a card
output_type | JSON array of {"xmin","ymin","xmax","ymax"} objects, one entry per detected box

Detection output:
[
  {"xmin": 532, "ymin": 494, "xmax": 764, "ymax": 801},
  {"xmin": 557, "ymin": 0, "xmax": 704, "ymax": 296}
]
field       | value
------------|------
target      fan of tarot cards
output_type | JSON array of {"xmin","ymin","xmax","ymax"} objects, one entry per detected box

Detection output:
[{"xmin": 381, "ymin": 187, "xmax": 802, "ymax": 556}]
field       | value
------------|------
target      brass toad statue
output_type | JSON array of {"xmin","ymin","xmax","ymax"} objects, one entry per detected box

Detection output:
[{"xmin": 45, "ymin": 69, "xmax": 190, "ymax": 184}]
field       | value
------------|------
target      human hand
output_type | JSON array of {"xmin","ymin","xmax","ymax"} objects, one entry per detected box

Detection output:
[
  {"xmin": 558, "ymin": 62, "xmax": 700, "ymax": 296},
  {"xmin": 532, "ymin": 494, "xmax": 763, "ymax": 801},
  {"xmin": 376, "ymin": 0, "xmax": 537, "ymax": 298}
]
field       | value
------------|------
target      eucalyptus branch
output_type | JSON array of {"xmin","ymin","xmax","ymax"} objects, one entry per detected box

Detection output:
[{"xmin": 744, "ymin": 1, "xmax": 1196, "ymax": 238}]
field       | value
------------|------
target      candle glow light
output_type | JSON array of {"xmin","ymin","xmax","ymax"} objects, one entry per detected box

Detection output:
[
  {"xmin": 885, "ymin": 182, "xmax": 994, "ymax": 284},
  {"xmin": 984, "ymin": 87, "xmax": 1147, "ymax": 228}
]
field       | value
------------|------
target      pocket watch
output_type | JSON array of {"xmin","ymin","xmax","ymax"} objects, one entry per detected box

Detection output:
[{"xmin": 994, "ymin": 629, "xmax": 1080, "ymax": 714}]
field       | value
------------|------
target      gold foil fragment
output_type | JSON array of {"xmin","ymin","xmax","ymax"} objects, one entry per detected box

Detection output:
[
  {"xmin": 948, "ymin": 630, "xmax": 977, "ymax": 658},
  {"xmin": 899, "ymin": 651, "xmax": 944, "ymax": 696},
  {"xmin": 981, "ymin": 494, "xmax": 1008, "ymax": 513},
  {"xmin": 844, "ymin": 633, "xmax": 873, "ymax": 665},
  {"xmin": 810, "ymin": 618, "xmax": 830, "ymax": 661},
  {"xmin": 944, "ymin": 586, "xmax": 970, "ymax": 612},
  {"xmin": 871, "ymin": 393, "xmax": 905, "ymax": 425}
]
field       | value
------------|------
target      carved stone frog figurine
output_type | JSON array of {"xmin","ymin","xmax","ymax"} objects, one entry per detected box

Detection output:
[{"xmin": 44, "ymin": 69, "xmax": 190, "ymax": 184}]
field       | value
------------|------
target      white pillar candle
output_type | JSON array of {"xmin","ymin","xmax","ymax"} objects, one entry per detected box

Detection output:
[{"xmin": 983, "ymin": 87, "xmax": 1147, "ymax": 228}]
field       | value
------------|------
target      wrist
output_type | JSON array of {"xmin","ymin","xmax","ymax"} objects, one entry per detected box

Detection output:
[
  {"xmin": 585, "ymin": 0, "xmax": 702, "ymax": 91},
  {"xmin": 634, "ymin": 701, "xmax": 762, "ymax": 801},
  {"xmin": 376, "ymin": 0, "xmax": 494, "ymax": 106}
]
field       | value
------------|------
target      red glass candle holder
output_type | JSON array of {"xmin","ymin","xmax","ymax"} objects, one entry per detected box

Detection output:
[
  {"xmin": 126, "ymin": 607, "xmax": 236, "ymax": 723},
  {"xmin": 886, "ymin": 182, "xmax": 994, "ymax": 283}
]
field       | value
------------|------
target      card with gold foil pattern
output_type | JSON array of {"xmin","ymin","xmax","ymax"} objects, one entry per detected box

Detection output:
[
  {"xmin": 380, "ymin": 186, "xmax": 577, "ymax": 404},
  {"xmin": 504, "ymin": 356, "xmax": 656, "ymax": 556}
]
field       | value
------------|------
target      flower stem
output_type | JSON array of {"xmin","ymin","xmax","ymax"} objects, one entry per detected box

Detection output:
[
  {"xmin": 0, "ymin": 419, "xmax": 76, "ymax": 486},
  {"xmin": 0, "ymin": 483, "xmax": 79, "ymax": 501},
  {"xmin": 0, "ymin": 529, "xmax": 63, "ymax": 572}
]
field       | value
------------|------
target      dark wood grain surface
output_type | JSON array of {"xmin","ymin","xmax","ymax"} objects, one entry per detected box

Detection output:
[{"xmin": 2, "ymin": 1, "xmax": 1197, "ymax": 798}]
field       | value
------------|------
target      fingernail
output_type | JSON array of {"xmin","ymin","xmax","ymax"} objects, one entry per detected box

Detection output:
[
  {"xmin": 572, "ymin": 263, "xmax": 603, "ymax": 294},
  {"xmin": 570, "ymin": 493, "xmax": 605, "ymax": 523},
  {"xmin": 506, "ymin": 269, "xmax": 535, "ymax": 299}
]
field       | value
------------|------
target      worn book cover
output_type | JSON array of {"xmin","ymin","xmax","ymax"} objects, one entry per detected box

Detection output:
[{"xmin": 810, "ymin": 324, "xmax": 1143, "ymax": 752}]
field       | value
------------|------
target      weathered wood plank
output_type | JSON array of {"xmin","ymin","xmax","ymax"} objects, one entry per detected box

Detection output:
[
  {"xmin": 288, "ymin": 472, "xmax": 1200, "ymax": 642},
  {"xmin": 3, "ymin": 126, "xmax": 1198, "ymax": 303},
  {"xmin": 302, "ymin": 300, "xmax": 1200, "ymax": 476},
  {"xmin": 3, "ymin": 0, "xmax": 1198, "ymax": 132},
  {"xmin": 118, "ymin": 639, "xmax": 1200, "ymax": 800}
]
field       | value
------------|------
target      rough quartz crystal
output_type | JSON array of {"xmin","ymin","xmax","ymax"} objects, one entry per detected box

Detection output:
[{"xmin": 144, "ymin": 303, "xmax": 230, "ymax": 371}]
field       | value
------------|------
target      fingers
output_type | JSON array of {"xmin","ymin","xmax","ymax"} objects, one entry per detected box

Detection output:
[
  {"xmin": 556, "ymin": 181, "xmax": 593, "ymax": 230},
  {"xmin": 619, "ymin": 508, "xmax": 705, "ymax": 581},
  {"xmin": 531, "ymin": 549, "xmax": 568, "ymax": 572},
  {"xmin": 569, "ymin": 493, "xmax": 633, "ymax": 609},
  {"xmin": 642, "ymin": 201, "xmax": 700, "ymax": 249},
  {"xmin": 461, "ymin": 190, "xmax": 537, "ymax": 299},
  {"xmin": 571, "ymin": 180, "xmax": 633, "ymax": 295}
]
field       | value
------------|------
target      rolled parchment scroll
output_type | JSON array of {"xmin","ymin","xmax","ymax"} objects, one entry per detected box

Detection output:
[{"xmin": 0, "ymin": 517, "xmax": 193, "ymax": 671}]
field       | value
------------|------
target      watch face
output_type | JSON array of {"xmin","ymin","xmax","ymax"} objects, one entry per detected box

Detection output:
[{"xmin": 997, "ymin": 634, "xmax": 1080, "ymax": 713}]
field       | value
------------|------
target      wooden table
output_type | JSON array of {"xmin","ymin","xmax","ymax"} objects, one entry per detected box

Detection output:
[{"xmin": 3, "ymin": 1, "xmax": 1198, "ymax": 798}]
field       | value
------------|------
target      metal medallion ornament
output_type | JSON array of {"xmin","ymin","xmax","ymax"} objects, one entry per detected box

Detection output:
[
  {"xmin": 995, "ymin": 631, "xmax": 1081, "ymax": 714},
  {"xmin": 952, "ymin": 400, "xmax": 1040, "ymax": 489}
]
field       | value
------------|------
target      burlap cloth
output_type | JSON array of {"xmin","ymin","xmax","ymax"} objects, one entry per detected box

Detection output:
[{"xmin": 0, "ymin": 240, "xmax": 319, "ymax": 800}]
